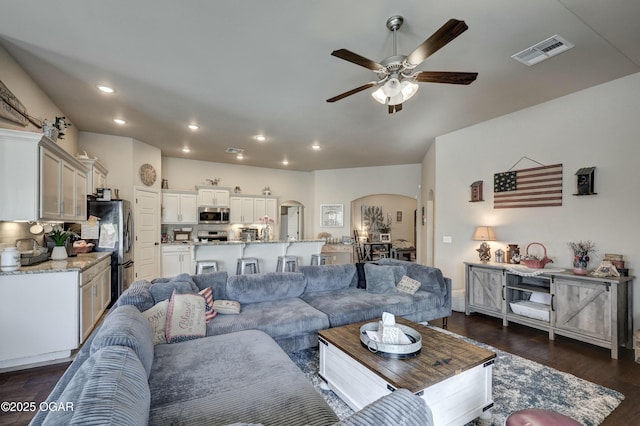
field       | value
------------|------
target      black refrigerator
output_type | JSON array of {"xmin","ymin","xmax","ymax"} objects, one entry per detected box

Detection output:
[{"xmin": 87, "ymin": 200, "xmax": 134, "ymax": 306}]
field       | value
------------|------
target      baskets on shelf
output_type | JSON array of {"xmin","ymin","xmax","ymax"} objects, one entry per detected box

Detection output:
[{"xmin": 521, "ymin": 242, "xmax": 553, "ymax": 269}]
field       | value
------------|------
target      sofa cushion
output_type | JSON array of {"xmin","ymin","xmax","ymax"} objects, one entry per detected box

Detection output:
[
  {"xmin": 364, "ymin": 263, "xmax": 406, "ymax": 294},
  {"xmin": 377, "ymin": 259, "xmax": 448, "ymax": 297},
  {"xmin": 90, "ymin": 305, "xmax": 154, "ymax": 377},
  {"xmin": 165, "ymin": 291, "xmax": 207, "ymax": 343},
  {"xmin": 114, "ymin": 279, "xmax": 155, "ymax": 311},
  {"xmin": 142, "ymin": 300, "xmax": 170, "ymax": 345},
  {"xmin": 42, "ymin": 346, "xmax": 150, "ymax": 426},
  {"xmin": 302, "ymin": 287, "xmax": 446, "ymax": 328},
  {"xmin": 227, "ymin": 272, "xmax": 306, "ymax": 304},
  {"xmin": 299, "ymin": 264, "xmax": 358, "ymax": 293},
  {"xmin": 149, "ymin": 279, "xmax": 195, "ymax": 303},
  {"xmin": 192, "ymin": 270, "xmax": 228, "ymax": 298},
  {"xmin": 207, "ymin": 297, "xmax": 329, "ymax": 340},
  {"xmin": 148, "ymin": 329, "xmax": 338, "ymax": 426}
]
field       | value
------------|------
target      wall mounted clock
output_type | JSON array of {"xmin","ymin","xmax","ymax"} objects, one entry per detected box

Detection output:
[{"xmin": 139, "ymin": 163, "xmax": 157, "ymax": 186}]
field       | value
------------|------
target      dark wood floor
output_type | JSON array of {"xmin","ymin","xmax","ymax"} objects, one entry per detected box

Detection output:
[{"xmin": 0, "ymin": 312, "xmax": 638, "ymax": 425}]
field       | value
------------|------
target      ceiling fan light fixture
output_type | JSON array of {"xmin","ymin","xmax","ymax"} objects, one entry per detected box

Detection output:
[
  {"xmin": 400, "ymin": 80, "xmax": 419, "ymax": 101},
  {"xmin": 371, "ymin": 87, "xmax": 387, "ymax": 104},
  {"xmin": 387, "ymin": 93, "xmax": 404, "ymax": 106},
  {"xmin": 381, "ymin": 77, "xmax": 401, "ymax": 97}
]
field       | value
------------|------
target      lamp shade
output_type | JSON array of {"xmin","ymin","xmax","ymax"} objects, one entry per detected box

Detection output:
[{"xmin": 472, "ymin": 226, "xmax": 496, "ymax": 241}]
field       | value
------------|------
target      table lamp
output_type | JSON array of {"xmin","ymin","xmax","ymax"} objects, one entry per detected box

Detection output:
[{"xmin": 472, "ymin": 226, "xmax": 496, "ymax": 262}]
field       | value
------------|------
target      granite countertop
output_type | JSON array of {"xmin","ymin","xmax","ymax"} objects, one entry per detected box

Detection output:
[
  {"xmin": 163, "ymin": 239, "xmax": 325, "ymax": 246},
  {"xmin": 0, "ymin": 252, "xmax": 112, "ymax": 276}
]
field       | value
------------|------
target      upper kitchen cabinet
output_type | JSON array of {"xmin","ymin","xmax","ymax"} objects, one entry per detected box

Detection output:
[
  {"xmin": 229, "ymin": 196, "xmax": 255, "ymax": 224},
  {"xmin": 254, "ymin": 197, "xmax": 278, "ymax": 224},
  {"xmin": 162, "ymin": 190, "xmax": 198, "ymax": 224},
  {"xmin": 77, "ymin": 156, "xmax": 108, "ymax": 196},
  {"xmin": 0, "ymin": 129, "xmax": 88, "ymax": 222},
  {"xmin": 196, "ymin": 186, "xmax": 230, "ymax": 207}
]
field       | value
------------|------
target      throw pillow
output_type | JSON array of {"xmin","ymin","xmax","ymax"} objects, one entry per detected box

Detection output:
[
  {"xmin": 397, "ymin": 275, "xmax": 421, "ymax": 294},
  {"xmin": 212, "ymin": 299, "xmax": 241, "ymax": 314},
  {"xmin": 198, "ymin": 287, "xmax": 217, "ymax": 323},
  {"xmin": 364, "ymin": 264, "xmax": 406, "ymax": 294},
  {"xmin": 142, "ymin": 300, "xmax": 169, "ymax": 345},
  {"xmin": 165, "ymin": 291, "xmax": 206, "ymax": 343}
]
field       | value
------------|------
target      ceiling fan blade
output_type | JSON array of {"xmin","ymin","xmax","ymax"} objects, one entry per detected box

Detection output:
[
  {"xmin": 326, "ymin": 82, "xmax": 379, "ymax": 103},
  {"xmin": 414, "ymin": 71, "xmax": 478, "ymax": 85},
  {"xmin": 331, "ymin": 49, "xmax": 385, "ymax": 71},
  {"xmin": 405, "ymin": 19, "xmax": 469, "ymax": 66}
]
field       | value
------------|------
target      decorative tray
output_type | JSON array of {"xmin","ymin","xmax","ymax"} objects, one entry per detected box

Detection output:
[{"xmin": 359, "ymin": 322, "xmax": 422, "ymax": 359}]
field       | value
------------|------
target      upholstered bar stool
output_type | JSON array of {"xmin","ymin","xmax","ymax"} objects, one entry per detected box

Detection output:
[
  {"xmin": 236, "ymin": 257, "xmax": 260, "ymax": 275},
  {"xmin": 310, "ymin": 253, "xmax": 332, "ymax": 265},
  {"xmin": 276, "ymin": 255, "xmax": 299, "ymax": 272},
  {"xmin": 196, "ymin": 260, "xmax": 219, "ymax": 274}
]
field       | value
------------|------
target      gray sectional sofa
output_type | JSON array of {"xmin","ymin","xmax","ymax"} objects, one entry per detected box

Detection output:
[{"xmin": 32, "ymin": 261, "xmax": 450, "ymax": 425}]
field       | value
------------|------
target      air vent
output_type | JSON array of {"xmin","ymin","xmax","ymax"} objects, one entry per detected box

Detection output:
[
  {"xmin": 225, "ymin": 147, "xmax": 244, "ymax": 155},
  {"xmin": 511, "ymin": 35, "xmax": 574, "ymax": 66}
]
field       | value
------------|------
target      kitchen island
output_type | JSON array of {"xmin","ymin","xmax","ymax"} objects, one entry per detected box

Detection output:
[{"xmin": 163, "ymin": 239, "xmax": 326, "ymax": 276}]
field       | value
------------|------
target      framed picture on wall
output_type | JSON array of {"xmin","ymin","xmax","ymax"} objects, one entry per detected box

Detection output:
[{"xmin": 320, "ymin": 204, "xmax": 344, "ymax": 227}]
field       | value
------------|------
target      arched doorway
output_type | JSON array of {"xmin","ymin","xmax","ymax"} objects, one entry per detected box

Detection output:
[{"xmin": 279, "ymin": 200, "xmax": 304, "ymax": 241}]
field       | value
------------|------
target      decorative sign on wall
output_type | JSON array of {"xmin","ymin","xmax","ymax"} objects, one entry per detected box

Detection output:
[{"xmin": 494, "ymin": 161, "xmax": 563, "ymax": 209}]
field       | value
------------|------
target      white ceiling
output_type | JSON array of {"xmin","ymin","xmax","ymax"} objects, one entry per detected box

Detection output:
[{"xmin": 1, "ymin": 0, "xmax": 639, "ymax": 171}]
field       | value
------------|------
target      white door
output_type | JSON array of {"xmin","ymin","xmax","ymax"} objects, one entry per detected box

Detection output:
[{"xmin": 134, "ymin": 187, "xmax": 161, "ymax": 282}]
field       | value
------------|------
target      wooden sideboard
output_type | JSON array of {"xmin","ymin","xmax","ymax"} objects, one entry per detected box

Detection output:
[{"xmin": 464, "ymin": 261, "xmax": 634, "ymax": 359}]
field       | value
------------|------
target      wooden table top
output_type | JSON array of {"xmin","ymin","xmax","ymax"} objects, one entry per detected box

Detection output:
[{"xmin": 318, "ymin": 318, "xmax": 496, "ymax": 393}]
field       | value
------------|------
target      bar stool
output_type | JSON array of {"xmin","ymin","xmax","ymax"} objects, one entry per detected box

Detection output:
[
  {"xmin": 276, "ymin": 255, "xmax": 299, "ymax": 272},
  {"xmin": 236, "ymin": 258, "xmax": 260, "ymax": 275},
  {"xmin": 310, "ymin": 253, "xmax": 332, "ymax": 265},
  {"xmin": 196, "ymin": 260, "xmax": 218, "ymax": 274}
]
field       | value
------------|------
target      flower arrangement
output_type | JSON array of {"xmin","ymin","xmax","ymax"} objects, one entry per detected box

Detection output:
[
  {"xmin": 259, "ymin": 216, "xmax": 275, "ymax": 225},
  {"xmin": 47, "ymin": 225, "xmax": 78, "ymax": 246},
  {"xmin": 568, "ymin": 241, "xmax": 595, "ymax": 274}
]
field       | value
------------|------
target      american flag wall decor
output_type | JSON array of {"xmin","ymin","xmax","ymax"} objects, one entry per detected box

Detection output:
[{"xmin": 494, "ymin": 163, "xmax": 563, "ymax": 208}]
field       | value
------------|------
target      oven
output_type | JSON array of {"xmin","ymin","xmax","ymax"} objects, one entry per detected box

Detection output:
[
  {"xmin": 198, "ymin": 207, "xmax": 230, "ymax": 224},
  {"xmin": 196, "ymin": 230, "xmax": 228, "ymax": 242}
]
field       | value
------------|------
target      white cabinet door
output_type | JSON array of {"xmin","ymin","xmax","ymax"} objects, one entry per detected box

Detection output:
[
  {"xmin": 162, "ymin": 192, "xmax": 180, "ymax": 223},
  {"xmin": 265, "ymin": 198, "xmax": 278, "ymax": 223},
  {"xmin": 76, "ymin": 169, "xmax": 87, "ymax": 219},
  {"xmin": 241, "ymin": 198, "xmax": 255, "ymax": 223},
  {"xmin": 254, "ymin": 197, "xmax": 266, "ymax": 220},
  {"xmin": 80, "ymin": 279, "xmax": 95, "ymax": 343},
  {"xmin": 162, "ymin": 246, "xmax": 192, "ymax": 277},
  {"xmin": 41, "ymin": 148, "xmax": 62, "ymax": 219},
  {"xmin": 198, "ymin": 188, "xmax": 215, "ymax": 206},
  {"xmin": 230, "ymin": 197, "xmax": 243, "ymax": 223},
  {"xmin": 61, "ymin": 160, "xmax": 76, "ymax": 220},
  {"xmin": 215, "ymin": 190, "xmax": 230, "ymax": 207},
  {"xmin": 180, "ymin": 193, "xmax": 198, "ymax": 224}
]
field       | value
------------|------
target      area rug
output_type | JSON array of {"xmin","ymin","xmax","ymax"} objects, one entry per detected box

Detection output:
[{"xmin": 287, "ymin": 328, "xmax": 624, "ymax": 426}]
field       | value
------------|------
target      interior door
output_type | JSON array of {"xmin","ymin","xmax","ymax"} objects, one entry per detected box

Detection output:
[{"xmin": 134, "ymin": 186, "xmax": 161, "ymax": 282}]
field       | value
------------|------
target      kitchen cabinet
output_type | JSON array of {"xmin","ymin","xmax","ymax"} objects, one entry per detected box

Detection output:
[
  {"xmin": 197, "ymin": 186, "xmax": 230, "ymax": 207},
  {"xmin": 79, "ymin": 257, "xmax": 111, "ymax": 342},
  {"xmin": 162, "ymin": 244, "xmax": 193, "ymax": 277},
  {"xmin": 254, "ymin": 197, "xmax": 278, "ymax": 223},
  {"xmin": 230, "ymin": 196, "xmax": 255, "ymax": 224},
  {"xmin": 162, "ymin": 190, "xmax": 198, "ymax": 224},
  {"xmin": 0, "ymin": 129, "xmax": 89, "ymax": 221},
  {"xmin": 77, "ymin": 157, "xmax": 108, "ymax": 196},
  {"xmin": 464, "ymin": 262, "xmax": 634, "ymax": 358}
]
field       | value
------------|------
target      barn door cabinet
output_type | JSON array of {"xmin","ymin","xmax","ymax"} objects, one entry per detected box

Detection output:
[{"xmin": 464, "ymin": 262, "xmax": 633, "ymax": 358}]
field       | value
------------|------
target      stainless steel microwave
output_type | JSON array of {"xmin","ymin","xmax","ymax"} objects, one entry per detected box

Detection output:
[{"xmin": 198, "ymin": 207, "xmax": 230, "ymax": 224}]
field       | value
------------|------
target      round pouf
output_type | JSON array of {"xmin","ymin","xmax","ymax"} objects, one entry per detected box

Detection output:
[{"xmin": 505, "ymin": 409, "xmax": 581, "ymax": 426}]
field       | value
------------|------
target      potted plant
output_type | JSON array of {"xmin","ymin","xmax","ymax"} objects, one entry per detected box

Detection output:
[
  {"xmin": 48, "ymin": 225, "xmax": 77, "ymax": 260},
  {"xmin": 568, "ymin": 241, "xmax": 595, "ymax": 275}
]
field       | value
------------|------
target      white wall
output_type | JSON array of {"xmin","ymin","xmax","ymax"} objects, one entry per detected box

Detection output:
[
  {"xmin": 0, "ymin": 44, "xmax": 78, "ymax": 153},
  {"xmin": 312, "ymin": 164, "xmax": 421, "ymax": 240},
  {"xmin": 424, "ymin": 72, "xmax": 640, "ymax": 327}
]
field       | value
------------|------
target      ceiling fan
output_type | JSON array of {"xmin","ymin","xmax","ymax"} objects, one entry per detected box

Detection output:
[{"xmin": 327, "ymin": 16, "xmax": 478, "ymax": 114}]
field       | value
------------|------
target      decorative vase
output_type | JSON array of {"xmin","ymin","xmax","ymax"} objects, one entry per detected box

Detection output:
[
  {"xmin": 51, "ymin": 246, "xmax": 68, "ymax": 260},
  {"xmin": 262, "ymin": 225, "xmax": 270, "ymax": 241},
  {"xmin": 573, "ymin": 260, "xmax": 588, "ymax": 275}
]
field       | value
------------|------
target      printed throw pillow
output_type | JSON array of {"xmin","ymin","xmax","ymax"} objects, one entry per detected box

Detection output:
[
  {"xmin": 198, "ymin": 287, "xmax": 217, "ymax": 323},
  {"xmin": 141, "ymin": 300, "xmax": 170, "ymax": 345},
  {"xmin": 396, "ymin": 275, "xmax": 421, "ymax": 294},
  {"xmin": 211, "ymin": 300, "xmax": 241, "ymax": 315},
  {"xmin": 165, "ymin": 291, "xmax": 207, "ymax": 343}
]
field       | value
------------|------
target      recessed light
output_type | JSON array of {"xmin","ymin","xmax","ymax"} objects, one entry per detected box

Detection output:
[
  {"xmin": 113, "ymin": 118, "xmax": 127, "ymax": 125},
  {"xmin": 237, "ymin": 154, "xmax": 244, "ymax": 160},
  {"xmin": 282, "ymin": 159, "xmax": 289, "ymax": 165},
  {"xmin": 311, "ymin": 143, "xmax": 321, "ymax": 150},
  {"xmin": 254, "ymin": 135, "xmax": 267, "ymax": 142},
  {"xmin": 182, "ymin": 147, "xmax": 191, "ymax": 153},
  {"xmin": 188, "ymin": 124, "xmax": 199, "ymax": 130},
  {"xmin": 96, "ymin": 84, "xmax": 115, "ymax": 94}
]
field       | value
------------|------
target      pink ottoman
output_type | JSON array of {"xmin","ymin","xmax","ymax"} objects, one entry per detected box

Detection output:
[{"xmin": 505, "ymin": 409, "xmax": 581, "ymax": 426}]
